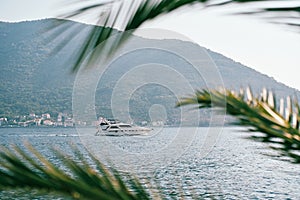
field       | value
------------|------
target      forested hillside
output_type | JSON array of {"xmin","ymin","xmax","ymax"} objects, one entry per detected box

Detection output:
[{"xmin": 0, "ymin": 19, "xmax": 298, "ymax": 125}]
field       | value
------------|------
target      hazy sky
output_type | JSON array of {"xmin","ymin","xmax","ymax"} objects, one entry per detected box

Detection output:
[{"xmin": 1, "ymin": 0, "xmax": 300, "ymax": 90}]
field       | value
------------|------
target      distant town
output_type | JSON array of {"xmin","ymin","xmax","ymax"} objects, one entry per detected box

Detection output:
[
  {"xmin": 0, "ymin": 112, "xmax": 233, "ymax": 128},
  {"xmin": 0, "ymin": 113, "xmax": 78, "ymax": 128},
  {"xmin": 0, "ymin": 113, "xmax": 165, "ymax": 128}
]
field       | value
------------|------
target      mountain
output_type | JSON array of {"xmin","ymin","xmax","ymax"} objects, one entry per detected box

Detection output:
[{"xmin": 0, "ymin": 19, "xmax": 298, "ymax": 125}]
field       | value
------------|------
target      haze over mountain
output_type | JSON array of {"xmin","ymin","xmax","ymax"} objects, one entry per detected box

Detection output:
[{"xmin": 0, "ymin": 19, "xmax": 298, "ymax": 125}]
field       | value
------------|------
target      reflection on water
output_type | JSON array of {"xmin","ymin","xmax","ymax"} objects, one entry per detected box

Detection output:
[{"xmin": 0, "ymin": 127, "xmax": 299, "ymax": 199}]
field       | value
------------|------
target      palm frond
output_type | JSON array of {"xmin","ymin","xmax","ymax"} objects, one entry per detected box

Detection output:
[
  {"xmin": 52, "ymin": 0, "xmax": 207, "ymax": 72},
  {"xmin": 50, "ymin": 0, "xmax": 300, "ymax": 72},
  {"xmin": 177, "ymin": 88, "xmax": 300, "ymax": 163},
  {"xmin": 0, "ymin": 143, "xmax": 151, "ymax": 200},
  {"xmin": 218, "ymin": 1, "xmax": 300, "ymax": 27}
]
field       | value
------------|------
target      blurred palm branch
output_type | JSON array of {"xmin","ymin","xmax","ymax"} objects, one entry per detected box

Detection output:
[
  {"xmin": 177, "ymin": 88, "xmax": 300, "ymax": 163},
  {"xmin": 0, "ymin": 143, "xmax": 151, "ymax": 200},
  {"xmin": 50, "ymin": 0, "xmax": 300, "ymax": 72}
]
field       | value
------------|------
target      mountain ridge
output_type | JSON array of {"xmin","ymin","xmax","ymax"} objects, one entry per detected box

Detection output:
[{"xmin": 0, "ymin": 19, "xmax": 298, "ymax": 125}]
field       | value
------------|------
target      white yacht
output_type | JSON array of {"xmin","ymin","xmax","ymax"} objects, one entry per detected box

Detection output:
[{"xmin": 95, "ymin": 118, "xmax": 151, "ymax": 136}]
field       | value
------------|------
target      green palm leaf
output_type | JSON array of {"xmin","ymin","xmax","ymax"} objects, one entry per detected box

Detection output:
[
  {"xmin": 177, "ymin": 88, "xmax": 300, "ymax": 163},
  {"xmin": 50, "ymin": 0, "xmax": 300, "ymax": 72},
  {"xmin": 0, "ymin": 143, "xmax": 151, "ymax": 200}
]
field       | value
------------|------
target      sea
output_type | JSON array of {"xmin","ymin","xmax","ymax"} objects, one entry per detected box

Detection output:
[{"xmin": 0, "ymin": 127, "xmax": 299, "ymax": 199}]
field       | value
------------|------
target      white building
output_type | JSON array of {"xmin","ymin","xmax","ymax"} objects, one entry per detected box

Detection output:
[{"xmin": 42, "ymin": 113, "xmax": 51, "ymax": 119}]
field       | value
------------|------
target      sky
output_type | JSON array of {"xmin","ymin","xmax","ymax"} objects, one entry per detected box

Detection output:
[{"xmin": 1, "ymin": 0, "xmax": 300, "ymax": 90}]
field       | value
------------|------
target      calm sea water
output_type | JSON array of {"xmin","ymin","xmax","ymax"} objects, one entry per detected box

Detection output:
[{"xmin": 0, "ymin": 127, "xmax": 299, "ymax": 199}]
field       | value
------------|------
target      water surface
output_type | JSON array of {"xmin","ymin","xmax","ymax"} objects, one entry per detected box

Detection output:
[{"xmin": 0, "ymin": 127, "xmax": 299, "ymax": 199}]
